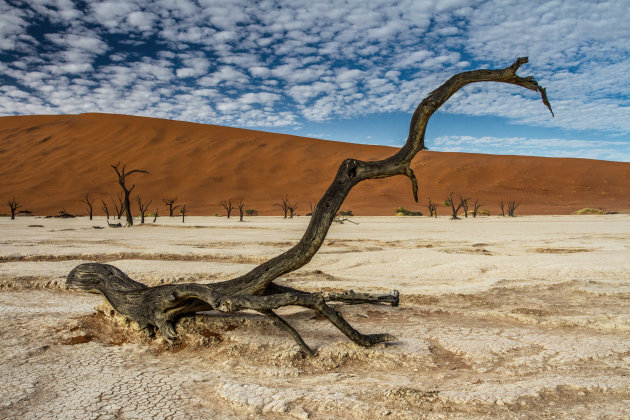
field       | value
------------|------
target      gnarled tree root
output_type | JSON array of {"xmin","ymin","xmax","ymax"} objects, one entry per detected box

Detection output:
[{"xmin": 67, "ymin": 262, "xmax": 399, "ymax": 355}]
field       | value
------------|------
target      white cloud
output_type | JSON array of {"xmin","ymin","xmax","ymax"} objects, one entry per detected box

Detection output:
[
  {"xmin": 127, "ymin": 11, "xmax": 156, "ymax": 31},
  {"xmin": 239, "ymin": 92, "xmax": 281, "ymax": 105},
  {"xmin": 0, "ymin": 0, "xmax": 628, "ymax": 153},
  {"xmin": 432, "ymin": 135, "xmax": 630, "ymax": 161}
]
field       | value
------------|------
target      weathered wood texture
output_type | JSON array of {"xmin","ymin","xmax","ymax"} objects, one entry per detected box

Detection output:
[{"xmin": 68, "ymin": 58, "xmax": 552, "ymax": 354}]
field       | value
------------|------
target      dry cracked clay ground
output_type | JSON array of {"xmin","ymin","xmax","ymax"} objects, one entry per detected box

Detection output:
[{"xmin": 1, "ymin": 215, "xmax": 629, "ymax": 419}]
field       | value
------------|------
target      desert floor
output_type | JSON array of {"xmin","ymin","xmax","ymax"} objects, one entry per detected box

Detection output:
[{"xmin": 0, "ymin": 215, "xmax": 629, "ymax": 419}]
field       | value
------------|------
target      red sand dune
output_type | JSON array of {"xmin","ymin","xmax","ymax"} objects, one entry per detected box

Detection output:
[{"xmin": 1, "ymin": 113, "xmax": 628, "ymax": 216}]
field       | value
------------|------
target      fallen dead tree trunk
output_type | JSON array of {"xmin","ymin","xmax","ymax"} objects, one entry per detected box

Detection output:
[{"xmin": 67, "ymin": 58, "xmax": 552, "ymax": 355}]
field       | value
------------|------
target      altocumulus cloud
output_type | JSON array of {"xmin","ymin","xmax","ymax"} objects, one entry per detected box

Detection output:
[{"xmin": 0, "ymin": 0, "xmax": 629, "ymax": 160}]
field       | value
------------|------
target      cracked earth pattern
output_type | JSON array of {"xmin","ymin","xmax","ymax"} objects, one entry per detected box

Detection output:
[{"xmin": 1, "ymin": 216, "xmax": 629, "ymax": 418}]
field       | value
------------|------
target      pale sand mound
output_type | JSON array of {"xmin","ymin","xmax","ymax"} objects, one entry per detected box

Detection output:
[
  {"xmin": 0, "ymin": 216, "xmax": 629, "ymax": 418},
  {"xmin": 1, "ymin": 113, "xmax": 629, "ymax": 216}
]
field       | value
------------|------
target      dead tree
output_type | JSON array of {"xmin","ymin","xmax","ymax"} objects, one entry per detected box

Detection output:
[
  {"xmin": 427, "ymin": 198, "xmax": 438, "ymax": 218},
  {"xmin": 499, "ymin": 201, "xmax": 505, "ymax": 216},
  {"xmin": 288, "ymin": 201, "xmax": 298, "ymax": 218},
  {"xmin": 507, "ymin": 201, "xmax": 520, "ymax": 217},
  {"xmin": 112, "ymin": 162, "xmax": 149, "ymax": 227},
  {"xmin": 275, "ymin": 195, "xmax": 290, "ymax": 218},
  {"xmin": 163, "ymin": 197, "xmax": 179, "ymax": 217},
  {"xmin": 447, "ymin": 192, "xmax": 464, "ymax": 220},
  {"xmin": 459, "ymin": 195, "xmax": 470, "ymax": 218},
  {"xmin": 68, "ymin": 58, "xmax": 552, "ymax": 355},
  {"xmin": 136, "ymin": 196, "xmax": 152, "ymax": 224},
  {"xmin": 181, "ymin": 205, "xmax": 187, "ymax": 223},
  {"xmin": 83, "ymin": 193, "xmax": 95, "ymax": 220},
  {"xmin": 101, "ymin": 200, "xmax": 110, "ymax": 220},
  {"xmin": 7, "ymin": 198, "xmax": 21, "ymax": 220},
  {"xmin": 219, "ymin": 198, "xmax": 234, "ymax": 218},
  {"xmin": 236, "ymin": 199, "xmax": 245, "ymax": 222},
  {"xmin": 153, "ymin": 208, "xmax": 159, "ymax": 223},
  {"xmin": 472, "ymin": 200, "xmax": 483, "ymax": 218},
  {"xmin": 112, "ymin": 193, "xmax": 125, "ymax": 219}
]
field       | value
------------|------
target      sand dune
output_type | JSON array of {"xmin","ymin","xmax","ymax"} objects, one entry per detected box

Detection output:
[{"xmin": 1, "ymin": 113, "xmax": 628, "ymax": 216}]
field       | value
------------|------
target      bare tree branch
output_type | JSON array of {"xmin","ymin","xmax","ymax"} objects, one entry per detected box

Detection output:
[{"xmin": 68, "ymin": 58, "xmax": 552, "ymax": 354}]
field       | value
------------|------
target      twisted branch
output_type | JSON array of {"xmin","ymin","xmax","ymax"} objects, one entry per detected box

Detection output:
[{"xmin": 68, "ymin": 58, "xmax": 552, "ymax": 355}]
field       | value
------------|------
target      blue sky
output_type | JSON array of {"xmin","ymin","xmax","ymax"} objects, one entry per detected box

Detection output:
[{"xmin": 1, "ymin": 0, "xmax": 629, "ymax": 161}]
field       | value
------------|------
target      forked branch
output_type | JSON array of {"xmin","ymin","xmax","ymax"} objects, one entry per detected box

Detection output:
[{"xmin": 68, "ymin": 58, "xmax": 552, "ymax": 354}]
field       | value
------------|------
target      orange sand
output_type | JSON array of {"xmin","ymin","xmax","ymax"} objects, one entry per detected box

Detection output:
[{"xmin": 1, "ymin": 113, "xmax": 628, "ymax": 216}]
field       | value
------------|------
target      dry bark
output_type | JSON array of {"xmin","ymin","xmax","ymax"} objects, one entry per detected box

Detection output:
[{"xmin": 68, "ymin": 58, "xmax": 552, "ymax": 355}]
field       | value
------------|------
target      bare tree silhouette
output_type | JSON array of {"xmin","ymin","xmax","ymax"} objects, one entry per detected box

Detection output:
[
  {"xmin": 507, "ymin": 201, "xmax": 520, "ymax": 217},
  {"xmin": 427, "ymin": 198, "xmax": 438, "ymax": 218},
  {"xmin": 100, "ymin": 200, "xmax": 110, "ymax": 220},
  {"xmin": 7, "ymin": 198, "xmax": 21, "ymax": 220},
  {"xmin": 236, "ymin": 198, "xmax": 245, "ymax": 222},
  {"xmin": 472, "ymin": 200, "xmax": 483, "ymax": 218},
  {"xmin": 163, "ymin": 197, "xmax": 179, "ymax": 217},
  {"xmin": 447, "ymin": 192, "xmax": 464, "ymax": 220},
  {"xmin": 275, "ymin": 195, "xmax": 290, "ymax": 218},
  {"xmin": 112, "ymin": 162, "xmax": 148, "ymax": 226},
  {"xmin": 459, "ymin": 194, "xmax": 470, "ymax": 218},
  {"xmin": 136, "ymin": 196, "xmax": 152, "ymax": 224},
  {"xmin": 219, "ymin": 198, "xmax": 234, "ymax": 218},
  {"xmin": 112, "ymin": 193, "xmax": 125, "ymax": 219},
  {"xmin": 83, "ymin": 193, "xmax": 95, "ymax": 220},
  {"xmin": 288, "ymin": 201, "xmax": 298, "ymax": 218}
]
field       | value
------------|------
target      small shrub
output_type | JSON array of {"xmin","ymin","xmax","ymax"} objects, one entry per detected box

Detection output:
[
  {"xmin": 572, "ymin": 208, "xmax": 606, "ymax": 215},
  {"xmin": 444, "ymin": 200, "xmax": 450, "ymax": 207},
  {"xmin": 245, "ymin": 209, "xmax": 258, "ymax": 216},
  {"xmin": 395, "ymin": 206, "xmax": 423, "ymax": 216},
  {"xmin": 461, "ymin": 209, "xmax": 491, "ymax": 217},
  {"xmin": 339, "ymin": 210, "xmax": 353, "ymax": 216}
]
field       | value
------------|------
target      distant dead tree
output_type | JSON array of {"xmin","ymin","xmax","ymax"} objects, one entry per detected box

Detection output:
[
  {"xmin": 67, "ymin": 57, "xmax": 553, "ymax": 355},
  {"xmin": 459, "ymin": 194, "xmax": 470, "ymax": 218},
  {"xmin": 7, "ymin": 198, "xmax": 21, "ymax": 220},
  {"xmin": 112, "ymin": 193, "xmax": 125, "ymax": 219},
  {"xmin": 472, "ymin": 200, "xmax": 483, "ymax": 218},
  {"xmin": 136, "ymin": 196, "xmax": 152, "ymax": 224},
  {"xmin": 100, "ymin": 200, "xmax": 110, "ymax": 220},
  {"xmin": 427, "ymin": 198, "xmax": 438, "ymax": 217},
  {"xmin": 180, "ymin": 205, "xmax": 187, "ymax": 223},
  {"xmin": 288, "ymin": 201, "xmax": 298, "ymax": 218},
  {"xmin": 219, "ymin": 198, "xmax": 234, "ymax": 218},
  {"xmin": 447, "ymin": 192, "xmax": 464, "ymax": 220},
  {"xmin": 153, "ymin": 208, "xmax": 159, "ymax": 223},
  {"xmin": 83, "ymin": 193, "xmax": 95, "ymax": 220},
  {"xmin": 507, "ymin": 201, "xmax": 520, "ymax": 217},
  {"xmin": 112, "ymin": 162, "xmax": 149, "ymax": 226},
  {"xmin": 275, "ymin": 194, "xmax": 290, "ymax": 218},
  {"xmin": 236, "ymin": 198, "xmax": 245, "ymax": 222},
  {"xmin": 499, "ymin": 201, "xmax": 506, "ymax": 216},
  {"xmin": 163, "ymin": 197, "xmax": 179, "ymax": 217}
]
